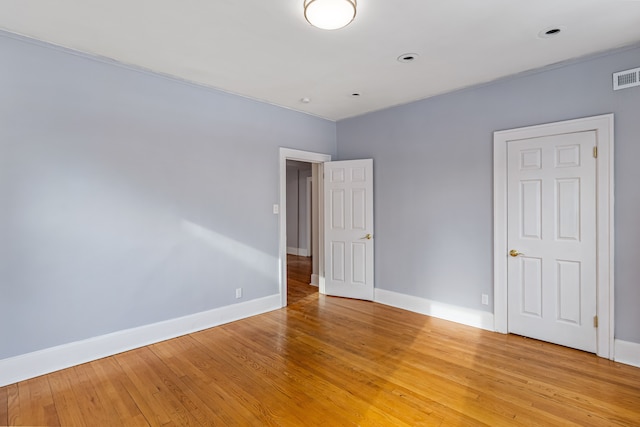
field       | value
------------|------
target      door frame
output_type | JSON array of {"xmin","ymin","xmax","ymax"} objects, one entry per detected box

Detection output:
[
  {"xmin": 493, "ymin": 114, "xmax": 614, "ymax": 359},
  {"xmin": 306, "ymin": 176, "xmax": 312, "ymax": 258},
  {"xmin": 279, "ymin": 148, "xmax": 331, "ymax": 307}
]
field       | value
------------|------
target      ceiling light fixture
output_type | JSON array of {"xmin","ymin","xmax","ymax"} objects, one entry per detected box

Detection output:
[{"xmin": 304, "ymin": 0, "xmax": 357, "ymax": 30}]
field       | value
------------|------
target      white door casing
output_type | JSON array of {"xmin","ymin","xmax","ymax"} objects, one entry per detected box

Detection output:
[
  {"xmin": 507, "ymin": 132, "xmax": 597, "ymax": 352},
  {"xmin": 494, "ymin": 114, "xmax": 614, "ymax": 359},
  {"xmin": 324, "ymin": 159, "xmax": 374, "ymax": 300},
  {"xmin": 306, "ymin": 176, "xmax": 312, "ymax": 258}
]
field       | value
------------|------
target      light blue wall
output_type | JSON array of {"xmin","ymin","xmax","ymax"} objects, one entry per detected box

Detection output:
[
  {"xmin": 337, "ymin": 45, "xmax": 640, "ymax": 344},
  {"xmin": 0, "ymin": 33, "xmax": 336, "ymax": 359}
]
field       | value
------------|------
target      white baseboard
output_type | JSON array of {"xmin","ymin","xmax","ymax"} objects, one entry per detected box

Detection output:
[
  {"xmin": 0, "ymin": 294, "xmax": 281, "ymax": 387},
  {"xmin": 375, "ymin": 288, "xmax": 495, "ymax": 331},
  {"xmin": 287, "ymin": 247, "xmax": 309, "ymax": 256},
  {"xmin": 310, "ymin": 273, "xmax": 319, "ymax": 287},
  {"xmin": 614, "ymin": 339, "xmax": 640, "ymax": 368}
]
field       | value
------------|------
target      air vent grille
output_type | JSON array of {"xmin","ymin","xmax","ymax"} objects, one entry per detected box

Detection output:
[{"xmin": 613, "ymin": 67, "xmax": 640, "ymax": 90}]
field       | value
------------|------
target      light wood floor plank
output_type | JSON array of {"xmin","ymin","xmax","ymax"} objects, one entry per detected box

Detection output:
[
  {"xmin": 177, "ymin": 332, "xmax": 297, "ymax": 426},
  {"xmin": 212, "ymin": 324, "xmax": 413, "ymax": 426},
  {"xmin": 0, "ymin": 382, "xmax": 8, "ymax": 426},
  {"xmin": 226, "ymin": 318, "xmax": 451, "ymax": 426},
  {"xmin": 72, "ymin": 361, "xmax": 124, "ymax": 426},
  {"xmin": 2, "ymin": 255, "xmax": 640, "ymax": 425},
  {"xmin": 190, "ymin": 329, "xmax": 346, "ymax": 425},
  {"xmin": 6, "ymin": 383, "xmax": 19, "ymax": 427},
  {"xmin": 150, "ymin": 335, "xmax": 280, "ymax": 426},
  {"xmin": 87, "ymin": 356, "xmax": 151, "ymax": 427},
  {"xmin": 110, "ymin": 351, "xmax": 174, "ymax": 427},
  {"xmin": 309, "ymin": 306, "xmax": 591, "ymax": 423},
  {"xmin": 48, "ymin": 369, "xmax": 89, "ymax": 427},
  {"xmin": 115, "ymin": 347, "xmax": 204, "ymax": 426},
  {"xmin": 12, "ymin": 377, "xmax": 60, "ymax": 426}
]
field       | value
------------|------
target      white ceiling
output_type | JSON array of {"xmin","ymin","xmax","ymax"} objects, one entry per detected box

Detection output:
[{"xmin": 2, "ymin": 0, "xmax": 640, "ymax": 121}]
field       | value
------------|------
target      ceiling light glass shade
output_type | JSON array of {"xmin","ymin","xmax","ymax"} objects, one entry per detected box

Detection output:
[{"xmin": 304, "ymin": 0, "xmax": 357, "ymax": 30}]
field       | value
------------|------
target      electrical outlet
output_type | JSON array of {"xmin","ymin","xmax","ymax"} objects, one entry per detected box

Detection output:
[
  {"xmin": 236, "ymin": 288, "xmax": 242, "ymax": 299},
  {"xmin": 273, "ymin": 204, "xmax": 279, "ymax": 214},
  {"xmin": 481, "ymin": 294, "xmax": 489, "ymax": 305}
]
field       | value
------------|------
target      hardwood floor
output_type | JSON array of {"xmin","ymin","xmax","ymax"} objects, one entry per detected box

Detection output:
[
  {"xmin": 286, "ymin": 254, "xmax": 317, "ymax": 305},
  {"xmin": 2, "ymin": 256, "xmax": 640, "ymax": 425}
]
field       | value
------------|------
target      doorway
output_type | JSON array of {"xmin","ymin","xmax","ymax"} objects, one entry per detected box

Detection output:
[
  {"xmin": 279, "ymin": 148, "xmax": 331, "ymax": 307},
  {"xmin": 279, "ymin": 149, "xmax": 376, "ymax": 307},
  {"xmin": 286, "ymin": 161, "xmax": 312, "ymax": 258},
  {"xmin": 493, "ymin": 114, "xmax": 614, "ymax": 358},
  {"xmin": 286, "ymin": 160, "xmax": 315, "ymax": 304}
]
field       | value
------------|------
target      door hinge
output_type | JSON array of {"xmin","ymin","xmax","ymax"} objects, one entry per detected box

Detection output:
[
  {"xmin": 593, "ymin": 315, "xmax": 599, "ymax": 328},
  {"xmin": 593, "ymin": 146, "xmax": 598, "ymax": 158}
]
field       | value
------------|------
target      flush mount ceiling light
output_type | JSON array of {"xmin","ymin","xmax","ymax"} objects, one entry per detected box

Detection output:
[{"xmin": 304, "ymin": 0, "xmax": 357, "ymax": 30}]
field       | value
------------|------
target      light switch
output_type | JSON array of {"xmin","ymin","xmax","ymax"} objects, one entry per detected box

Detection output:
[{"xmin": 273, "ymin": 204, "xmax": 279, "ymax": 214}]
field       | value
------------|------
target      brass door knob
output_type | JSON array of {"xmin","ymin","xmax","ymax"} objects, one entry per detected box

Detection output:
[
  {"xmin": 364, "ymin": 233, "xmax": 372, "ymax": 240},
  {"xmin": 509, "ymin": 249, "xmax": 523, "ymax": 257}
]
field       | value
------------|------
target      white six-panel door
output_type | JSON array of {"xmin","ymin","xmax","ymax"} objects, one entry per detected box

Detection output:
[
  {"xmin": 324, "ymin": 159, "xmax": 374, "ymax": 300},
  {"xmin": 507, "ymin": 131, "xmax": 597, "ymax": 352}
]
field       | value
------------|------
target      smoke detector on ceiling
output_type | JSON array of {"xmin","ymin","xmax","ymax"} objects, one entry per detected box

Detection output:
[
  {"xmin": 538, "ymin": 26, "xmax": 565, "ymax": 39},
  {"xmin": 613, "ymin": 67, "xmax": 640, "ymax": 90},
  {"xmin": 397, "ymin": 53, "xmax": 419, "ymax": 63}
]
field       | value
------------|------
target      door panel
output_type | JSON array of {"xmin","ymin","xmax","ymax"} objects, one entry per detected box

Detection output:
[
  {"xmin": 331, "ymin": 189, "xmax": 345, "ymax": 229},
  {"xmin": 520, "ymin": 180, "xmax": 542, "ymax": 239},
  {"xmin": 507, "ymin": 131, "xmax": 596, "ymax": 352},
  {"xmin": 324, "ymin": 159, "xmax": 374, "ymax": 300},
  {"xmin": 352, "ymin": 189, "xmax": 366, "ymax": 230},
  {"xmin": 520, "ymin": 256, "xmax": 542, "ymax": 317},
  {"xmin": 331, "ymin": 242, "xmax": 345, "ymax": 281},
  {"xmin": 557, "ymin": 260, "xmax": 581, "ymax": 324},
  {"xmin": 556, "ymin": 178, "xmax": 580, "ymax": 240}
]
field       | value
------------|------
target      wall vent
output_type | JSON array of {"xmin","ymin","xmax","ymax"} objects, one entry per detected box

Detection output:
[{"xmin": 613, "ymin": 67, "xmax": 640, "ymax": 90}]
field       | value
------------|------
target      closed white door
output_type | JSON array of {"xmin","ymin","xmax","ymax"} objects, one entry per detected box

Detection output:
[
  {"xmin": 507, "ymin": 131, "xmax": 597, "ymax": 352},
  {"xmin": 324, "ymin": 159, "xmax": 374, "ymax": 300}
]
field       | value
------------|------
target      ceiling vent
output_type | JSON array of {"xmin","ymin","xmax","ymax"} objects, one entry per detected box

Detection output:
[{"xmin": 613, "ymin": 67, "xmax": 640, "ymax": 90}]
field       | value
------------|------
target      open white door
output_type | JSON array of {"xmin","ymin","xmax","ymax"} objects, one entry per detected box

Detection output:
[{"xmin": 323, "ymin": 159, "xmax": 374, "ymax": 300}]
